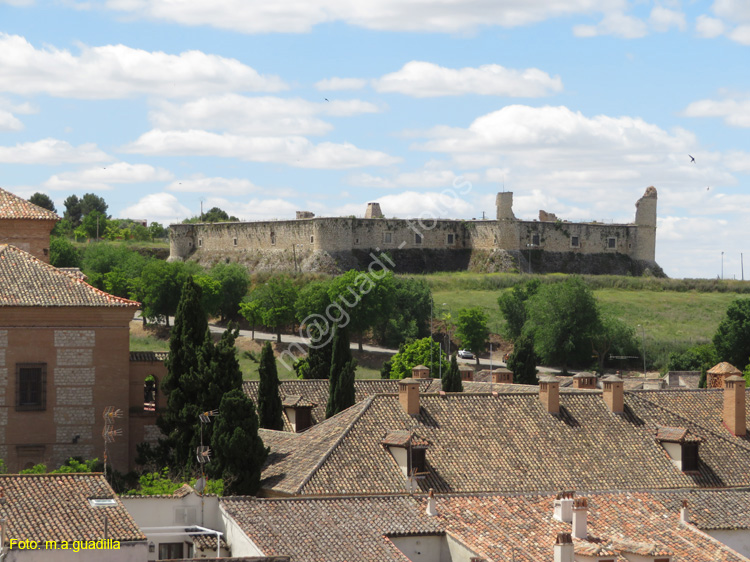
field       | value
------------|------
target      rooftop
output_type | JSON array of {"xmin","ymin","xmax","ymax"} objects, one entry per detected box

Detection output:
[{"xmin": 0, "ymin": 187, "xmax": 59, "ymax": 221}]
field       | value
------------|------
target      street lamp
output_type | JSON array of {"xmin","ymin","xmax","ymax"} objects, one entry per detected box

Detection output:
[{"xmin": 637, "ymin": 324, "xmax": 646, "ymax": 376}]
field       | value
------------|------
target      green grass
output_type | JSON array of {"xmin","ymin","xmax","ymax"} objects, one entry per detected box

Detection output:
[
  {"xmin": 240, "ymin": 356, "xmax": 381, "ymax": 380},
  {"xmin": 130, "ymin": 334, "xmax": 170, "ymax": 353}
]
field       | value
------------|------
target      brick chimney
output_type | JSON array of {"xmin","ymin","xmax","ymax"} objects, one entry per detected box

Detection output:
[
  {"xmin": 491, "ymin": 368, "xmax": 512, "ymax": 384},
  {"xmin": 572, "ymin": 497, "xmax": 588, "ymax": 540},
  {"xmin": 539, "ymin": 376, "xmax": 560, "ymax": 415},
  {"xmin": 398, "ymin": 378, "xmax": 421, "ymax": 415},
  {"xmin": 602, "ymin": 375, "xmax": 624, "ymax": 414},
  {"xmin": 553, "ymin": 491, "xmax": 574, "ymax": 523},
  {"xmin": 411, "ymin": 365, "xmax": 430, "ymax": 379},
  {"xmin": 723, "ymin": 375, "xmax": 746, "ymax": 437},
  {"xmin": 553, "ymin": 532, "xmax": 574, "ymax": 562},
  {"xmin": 572, "ymin": 372, "xmax": 597, "ymax": 389}
]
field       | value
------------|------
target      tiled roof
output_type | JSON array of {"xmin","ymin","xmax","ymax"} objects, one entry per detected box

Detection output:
[
  {"xmin": 130, "ymin": 351, "xmax": 169, "ymax": 362},
  {"xmin": 381, "ymin": 430, "xmax": 429, "ymax": 448},
  {"xmin": 655, "ymin": 424, "xmax": 702, "ymax": 443},
  {"xmin": 0, "ymin": 474, "xmax": 145, "ymax": 543},
  {"xmin": 0, "ymin": 188, "xmax": 59, "ymax": 220},
  {"xmin": 708, "ymin": 362, "xmax": 742, "ymax": 374},
  {"xmin": 0, "ymin": 245, "xmax": 140, "ymax": 307},
  {"xmin": 651, "ymin": 488, "xmax": 750, "ymax": 530},
  {"xmin": 281, "ymin": 394, "xmax": 316, "ymax": 408},
  {"xmin": 221, "ymin": 490, "xmax": 750, "ymax": 562},
  {"xmin": 221, "ymin": 495, "xmax": 441, "ymax": 562},
  {"xmin": 260, "ymin": 390, "xmax": 750, "ymax": 496}
]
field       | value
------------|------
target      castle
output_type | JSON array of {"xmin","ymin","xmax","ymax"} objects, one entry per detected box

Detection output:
[{"xmin": 168, "ymin": 187, "xmax": 660, "ymax": 275}]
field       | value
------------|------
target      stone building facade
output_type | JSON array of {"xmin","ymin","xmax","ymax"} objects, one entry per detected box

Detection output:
[{"xmin": 168, "ymin": 187, "xmax": 660, "ymax": 275}]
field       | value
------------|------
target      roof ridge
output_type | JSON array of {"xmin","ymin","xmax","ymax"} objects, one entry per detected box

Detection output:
[{"xmin": 296, "ymin": 395, "xmax": 376, "ymax": 493}]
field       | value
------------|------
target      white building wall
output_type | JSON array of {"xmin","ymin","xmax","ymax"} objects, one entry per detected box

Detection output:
[
  {"xmin": 219, "ymin": 504, "xmax": 265, "ymax": 557},
  {"xmin": 707, "ymin": 529, "xmax": 750, "ymax": 558}
]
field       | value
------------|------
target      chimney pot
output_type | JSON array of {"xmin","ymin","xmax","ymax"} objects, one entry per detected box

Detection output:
[
  {"xmin": 398, "ymin": 378, "xmax": 421, "ymax": 415},
  {"xmin": 492, "ymin": 368, "xmax": 512, "ymax": 384},
  {"xmin": 680, "ymin": 499, "xmax": 689, "ymax": 524},
  {"xmin": 554, "ymin": 491, "xmax": 575, "ymax": 522},
  {"xmin": 426, "ymin": 488, "xmax": 437, "ymax": 517},
  {"xmin": 602, "ymin": 375, "xmax": 624, "ymax": 413},
  {"xmin": 572, "ymin": 497, "xmax": 588, "ymax": 540},
  {"xmin": 553, "ymin": 532, "xmax": 574, "ymax": 562},
  {"xmin": 723, "ymin": 375, "xmax": 746, "ymax": 437},
  {"xmin": 573, "ymin": 372, "xmax": 597, "ymax": 389},
  {"xmin": 411, "ymin": 365, "xmax": 430, "ymax": 379},
  {"xmin": 539, "ymin": 376, "xmax": 560, "ymax": 414}
]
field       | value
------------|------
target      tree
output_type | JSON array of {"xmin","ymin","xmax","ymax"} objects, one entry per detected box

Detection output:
[
  {"xmin": 209, "ymin": 263, "xmax": 250, "ymax": 321},
  {"xmin": 455, "ymin": 307, "xmax": 489, "ymax": 365},
  {"xmin": 79, "ymin": 210, "xmax": 108, "ymax": 240},
  {"xmin": 239, "ymin": 298, "xmax": 264, "ymax": 340},
  {"xmin": 49, "ymin": 236, "xmax": 80, "ymax": 268},
  {"xmin": 713, "ymin": 298, "xmax": 750, "ymax": 368},
  {"xmin": 373, "ymin": 277, "xmax": 431, "ymax": 348},
  {"xmin": 525, "ymin": 277, "xmax": 600, "ymax": 373},
  {"xmin": 137, "ymin": 261, "xmax": 188, "ymax": 326},
  {"xmin": 388, "ymin": 337, "xmax": 448, "ymax": 380},
  {"xmin": 80, "ymin": 193, "xmax": 109, "ymax": 218},
  {"xmin": 183, "ymin": 207, "xmax": 239, "ymax": 223},
  {"xmin": 149, "ymin": 222, "xmax": 167, "ymax": 240},
  {"xmin": 194, "ymin": 274, "xmax": 222, "ymax": 318},
  {"xmin": 443, "ymin": 353, "xmax": 463, "ymax": 392},
  {"xmin": 497, "ymin": 280, "xmax": 540, "ymax": 341},
  {"xmin": 209, "ymin": 389, "xmax": 268, "ymax": 495},
  {"xmin": 257, "ymin": 342, "xmax": 283, "ymax": 430},
  {"xmin": 507, "ymin": 333, "xmax": 538, "ymax": 385},
  {"xmin": 591, "ymin": 316, "xmax": 638, "ymax": 374},
  {"xmin": 247, "ymin": 276, "xmax": 299, "ymax": 342},
  {"xmin": 63, "ymin": 195, "xmax": 82, "ymax": 226},
  {"xmin": 81, "ymin": 243, "xmax": 149, "ymax": 291},
  {"xmin": 326, "ymin": 325, "xmax": 356, "ymax": 418},
  {"xmin": 28, "ymin": 192, "xmax": 56, "ymax": 213},
  {"xmin": 667, "ymin": 343, "xmax": 718, "ymax": 373}
]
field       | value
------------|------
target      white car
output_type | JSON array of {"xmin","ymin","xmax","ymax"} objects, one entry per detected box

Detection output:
[{"xmin": 457, "ymin": 349, "xmax": 474, "ymax": 359}]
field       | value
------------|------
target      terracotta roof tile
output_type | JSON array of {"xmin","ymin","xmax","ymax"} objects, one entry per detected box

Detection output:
[
  {"xmin": 0, "ymin": 245, "xmax": 140, "ymax": 308},
  {"xmin": 129, "ymin": 351, "xmax": 168, "ymax": 362},
  {"xmin": 0, "ymin": 188, "xmax": 59, "ymax": 220},
  {"xmin": 708, "ymin": 362, "xmax": 742, "ymax": 375}
]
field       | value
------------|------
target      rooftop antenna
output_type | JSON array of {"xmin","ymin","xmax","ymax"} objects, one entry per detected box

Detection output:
[{"xmin": 102, "ymin": 407, "xmax": 123, "ymax": 480}]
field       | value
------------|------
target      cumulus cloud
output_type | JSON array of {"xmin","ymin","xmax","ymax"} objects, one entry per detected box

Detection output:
[
  {"xmin": 0, "ymin": 138, "xmax": 110, "ymax": 164},
  {"xmin": 103, "ymin": 0, "xmax": 623, "ymax": 34},
  {"xmin": 149, "ymin": 94, "xmax": 380, "ymax": 135},
  {"xmin": 695, "ymin": 15, "xmax": 725, "ymax": 37},
  {"xmin": 0, "ymin": 33, "xmax": 286, "ymax": 99},
  {"xmin": 373, "ymin": 61, "xmax": 562, "ymax": 98},
  {"xmin": 315, "ymin": 77, "xmax": 367, "ymax": 91},
  {"xmin": 347, "ymin": 169, "xmax": 480, "ymax": 189},
  {"xmin": 684, "ymin": 94, "xmax": 750, "ymax": 127},
  {"xmin": 122, "ymin": 129, "xmax": 400, "ymax": 169},
  {"xmin": 573, "ymin": 12, "xmax": 648, "ymax": 38},
  {"xmin": 165, "ymin": 176, "xmax": 295, "ymax": 197},
  {"xmin": 649, "ymin": 6, "xmax": 686, "ymax": 32},
  {"xmin": 0, "ymin": 110, "xmax": 23, "ymax": 131},
  {"xmin": 120, "ymin": 192, "xmax": 192, "ymax": 224},
  {"xmin": 43, "ymin": 162, "xmax": 173, "ymax": 191}
]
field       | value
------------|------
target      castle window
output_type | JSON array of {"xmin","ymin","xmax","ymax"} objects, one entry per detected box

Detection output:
[
  {"xmin": 532, "ymin": 234, "xmax": 540, "ymax": 246},
  {"xmin": 198, "ymin": 239, "xmax": 202, "ymax": 247},
  {"xmin": 16, "ymin": 363, "xmax": 46, "ymax": 411},
  {"xmin": 384, "ymin": 232, "xmax": 392, "ymax": 244},
  {"xmin": 271, "ymin": 232, "xmax": 276, "ymax": 245},
  {"xmin": 571, "ymin": 236, "xmax": 579, "ymax": 248},
  {"xmin": 354, "ymin": 238, "xmax": 360, "ymax": 245},
  {"xmin": 233, "ymin": 238, "xmax": 238, "ymax": 246},
  {"xmin": 310, "ymin": 236, "xmax": 314, "ymax": 244},
  {"xmin": 447, "ymin": 234, "xmax": 455, "ymax": 245},
  {"xmin": 607, "ymin": 237, "xmax": 616, "ymax": 249},
  {"xmin": 415, "ymin": 233, "xmax": 422, "ymax": 245}
]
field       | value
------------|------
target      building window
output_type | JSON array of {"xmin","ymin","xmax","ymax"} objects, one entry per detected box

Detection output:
[
  {"xmin": 532, "ymin": 234, "xmax": 540, "ymax": 246},
  {"xmin": 447, "ymin": 234, "xmax": 455, "ymax": 245},
  {"xmin": 354, "ymin": 238, "xmax": 360, "ymax": 245},
  {"xmin": 158, "ymin": 543, "xmax": 184, "ymax": 560},
  {"xmin": 415, "ymin": 233, "xmax": 422, "ymax": 245},
  {"xmin": 571, "ymin": 236, "xmax": 579, "ymax": 248},
  {"xmin": 198, "ymin": 239, "xmax": 202, "ymax": 247},
  {"xmin": 607, "ymin": 237, "xmax": 616, "ymax": 249},
  {"xmin": 410, "ymin": 447, "xmax": 427, "ymax": 475},
  {"xmin": 270, "ymin": 232, "xmax": 276, "ymax": 245},
  {"xmin": 384, "ymin": 232, "xmax": 392, "ymax": 244},
  {"xmin": 16, "ymin": 363, "xmax": 46, "ymax": 411},
  {"xmin": 144, "ymin": 375, "xmax": 157, "ymax": 412},
  {"xmin": 682, "ymin": 443, "xmax": 700, "ymax": 471},
  {"xmin": 310, "ymin": 235, "xmax": 314, "ymax": 244},
  {"xmin": 233, "ymin": 238, "xmax": 237, "ymax": 246}
]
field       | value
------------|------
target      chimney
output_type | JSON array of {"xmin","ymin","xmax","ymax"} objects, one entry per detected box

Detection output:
[
  {"xmin": 723, "ymin": 375, "xmax": 746, "ymax": 436},
  {"xmin": 572, "ymin": 372, "xmax": 597, "ymax": 389},
  {"xmin": 553, "ymin": 532, "xmax": 574, "ymax": 562},
  {"xmin": 553, "ymin": 491, "xmax": 575, "ymax": 523},
  {"xmin": 572, "ymin": 497, "xmax": 588, "ymax": 540},
  {"xmin": 411, "ymin": 365, "xmax": 430, "ymax": 379},
  {"xmin": 539, "ymin": 376, "xmax": 560, "ymax": 414},
  {"xmin": 680, "ymin": 499, "xmax": 689, "ymax": 524},
  {"xmin": 602, "ymin": 375, "xmax": 624, "ymax": 414},
  {"xmin": 426, "ymin": 488, "xmax": 437, "ymax": 517},
  {"xmin": 491, "ymin": 368, "xmax": 512, "ymax": 384},
  {"xmin": 398, "ymin": 378, "xmax": 421, "ymax": 415}
]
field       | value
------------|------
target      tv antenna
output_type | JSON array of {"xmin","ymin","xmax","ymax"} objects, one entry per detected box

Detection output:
[
  {"xmin": 196, "ymin": 410, "xmax": 218, "ymax": 493},
  {"xmin": 102, "ymin": 407, "xmax": 123, "ymax": 480}
]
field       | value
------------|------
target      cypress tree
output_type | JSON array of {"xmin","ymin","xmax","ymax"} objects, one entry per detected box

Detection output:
[
  {"xmin": 507, "ymin": 333, "xmax": 539, "ymax": 385},
  {"xmin": 698, "ymin": 366, "xmax": 707, "ymax": 389},
  {"xmin": 258, "ymin": 342, "xmax": 283, "ymax": 430},
  {"xmin": 442, "ymin": 353, "xmax": 463, "ymax": 392},
  {"xmin": 326, "ymin": 325, "xmax": 357, "ymax": 418},
  {"xmin": 209, "ymin": 389, "xmax": 268, "ymax": 495}
]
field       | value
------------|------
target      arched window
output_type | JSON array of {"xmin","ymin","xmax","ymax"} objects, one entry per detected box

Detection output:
[{"xmin": 144, "ymin": 375, "xmax": 158, "ymax": 412}]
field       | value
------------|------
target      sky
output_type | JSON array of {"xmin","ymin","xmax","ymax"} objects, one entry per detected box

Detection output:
[{"xmin": 1, "ymin": 1, "xmax": 749, "ymax": 278}]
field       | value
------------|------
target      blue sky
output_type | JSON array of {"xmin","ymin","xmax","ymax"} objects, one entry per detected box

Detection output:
[{"xmin": 1, "ymin": 0, "xmax": 749, "ymax": 278}]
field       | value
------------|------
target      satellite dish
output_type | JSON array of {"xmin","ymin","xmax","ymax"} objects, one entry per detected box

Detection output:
[{"xmin": 194, "ymin": 477, "xmax": 206, "ymax": 493}]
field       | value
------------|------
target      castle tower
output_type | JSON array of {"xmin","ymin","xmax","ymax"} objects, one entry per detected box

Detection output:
[
  {"xmin": 634, "ymin": 186, "xmax": 657, "ymax": 262},
  {"xmin": 496, "ymin": 192, "xmax": 516, "ymax": 220},
  {"xmin": 365, "ymin": 202, "xmax": 384, "ymax": 219}
]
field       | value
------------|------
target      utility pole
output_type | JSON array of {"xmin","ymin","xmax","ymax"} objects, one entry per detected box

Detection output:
[
  {"xmin": 722, "ymin": 251, "xmax": 724, "ymax": 280},
  {"xmin": 742, "ymin": 253, "xmax": 744, "ymax": 281}
]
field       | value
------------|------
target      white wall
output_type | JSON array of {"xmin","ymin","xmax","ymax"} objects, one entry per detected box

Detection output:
[
  {"xmin": 219, "ymin": 504, "xmax": 265, "ymax": 558},
  {"xmin": 708, "ymin": 529, "xmax": 750, "ymax": 558}
]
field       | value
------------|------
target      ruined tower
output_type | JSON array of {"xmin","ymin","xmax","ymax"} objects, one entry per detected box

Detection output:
[
  {"xmin": 365, "ymin": 202, "xmax": 384, "ymax": 219},
  {"xmin": 496, "ymin": 192, "xmax": 516, "ymax": 220},
  {"xmin": 634, "ymin": 186, "xmax": 657, "ymax": 262}
]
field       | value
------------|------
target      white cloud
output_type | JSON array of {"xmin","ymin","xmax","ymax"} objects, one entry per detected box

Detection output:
[
  {"xmin": 120, "ymin": 192, "xmax": 191, "ymax": 224},
  {"xmin": 712, "ymin": 0, "xmax": 750, "ymax": 24},
  {"xmin": 315, "ymin": 77, "xmax": 367, "ymax": 91},
  {"xmin": 0, "ymin": 0, "xmax": 34, "ymax": 5},
  {"xmin": 348, "ymin": 169, "xmax": 480, "ymax": 189},
  {"xmin": 167, "ymin": 176, "xmax": 265, "ymax": 196},
  {"xmin": 0, "ymin": 110, "xmax": 23, "ymax": 131},
  {"xmin": 149, "ymin": 94, "xmax": 380, "ymax": 135},
  {"xmin": 331, "ymin": 190, "xmax": 475, "ymax": 219},
  {"xmin": 0, "ymin": 138, "xmax": 110, "ymax": 164},
  {"xmin": 199, "ymin": 196, "xmax": 300, "ymax": 221},
  {"xmin": 43, "ymin": 162, "xmax": 173, "ymax": 191},
  {"xmin": 573, "ymin": 12, "xmax": 648, "ymax": 38},
  {"xmin": 122, "ymin": 129, "xmax": 401, "ymax": 169},
  {"xmin": 103, "ymin": 0, "xmax": 624, "ymax": 34},
  {"xmin": 684, "ymin": 95, "xmax": 750, "ymax": 127},
  {"xmin": 0, "ymin": 33, "xmax": 286, "ymax": 99},
  {"xmin": 373, "ymin": 61, "xmax": 562, "ymax": 98},
  {"xmin": 728, "ymin": 24, "xmax": 750, "ymax": 44},
  {"xmin": 695, "ymin": 15, "xmax": 725, "ymax": 37},
  {"xmin": 649, "ymin": 6, "xmax": 686, "ymax": 32}
]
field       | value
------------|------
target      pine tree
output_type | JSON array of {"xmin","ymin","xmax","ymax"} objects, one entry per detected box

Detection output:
[
  {"xmin": 258, "ymin": 342, "xmax": 283, "ymax": 430},
  {"xmin": 507, "ymin": 333, "xmax": 538, "ymax": 385},
  {"xmin": 209, "ymin": 389, "xmax": 268, "ymax": 495},
  {"xmin": 442, "ymin": 353, "xmax": 463, "ymax": 392},
  {"xmin": 326, "ymin": 325, "xmax": 357, "ymax": 418}
]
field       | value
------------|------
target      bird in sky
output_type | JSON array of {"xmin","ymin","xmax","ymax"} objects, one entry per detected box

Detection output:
[
  {"xmin": 324, "ymin": 98, "xmax": 329, "ymax": 102},
  {"xmin": 689, "ymin": 154, "xmax": 696, "ymax": 163}
]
